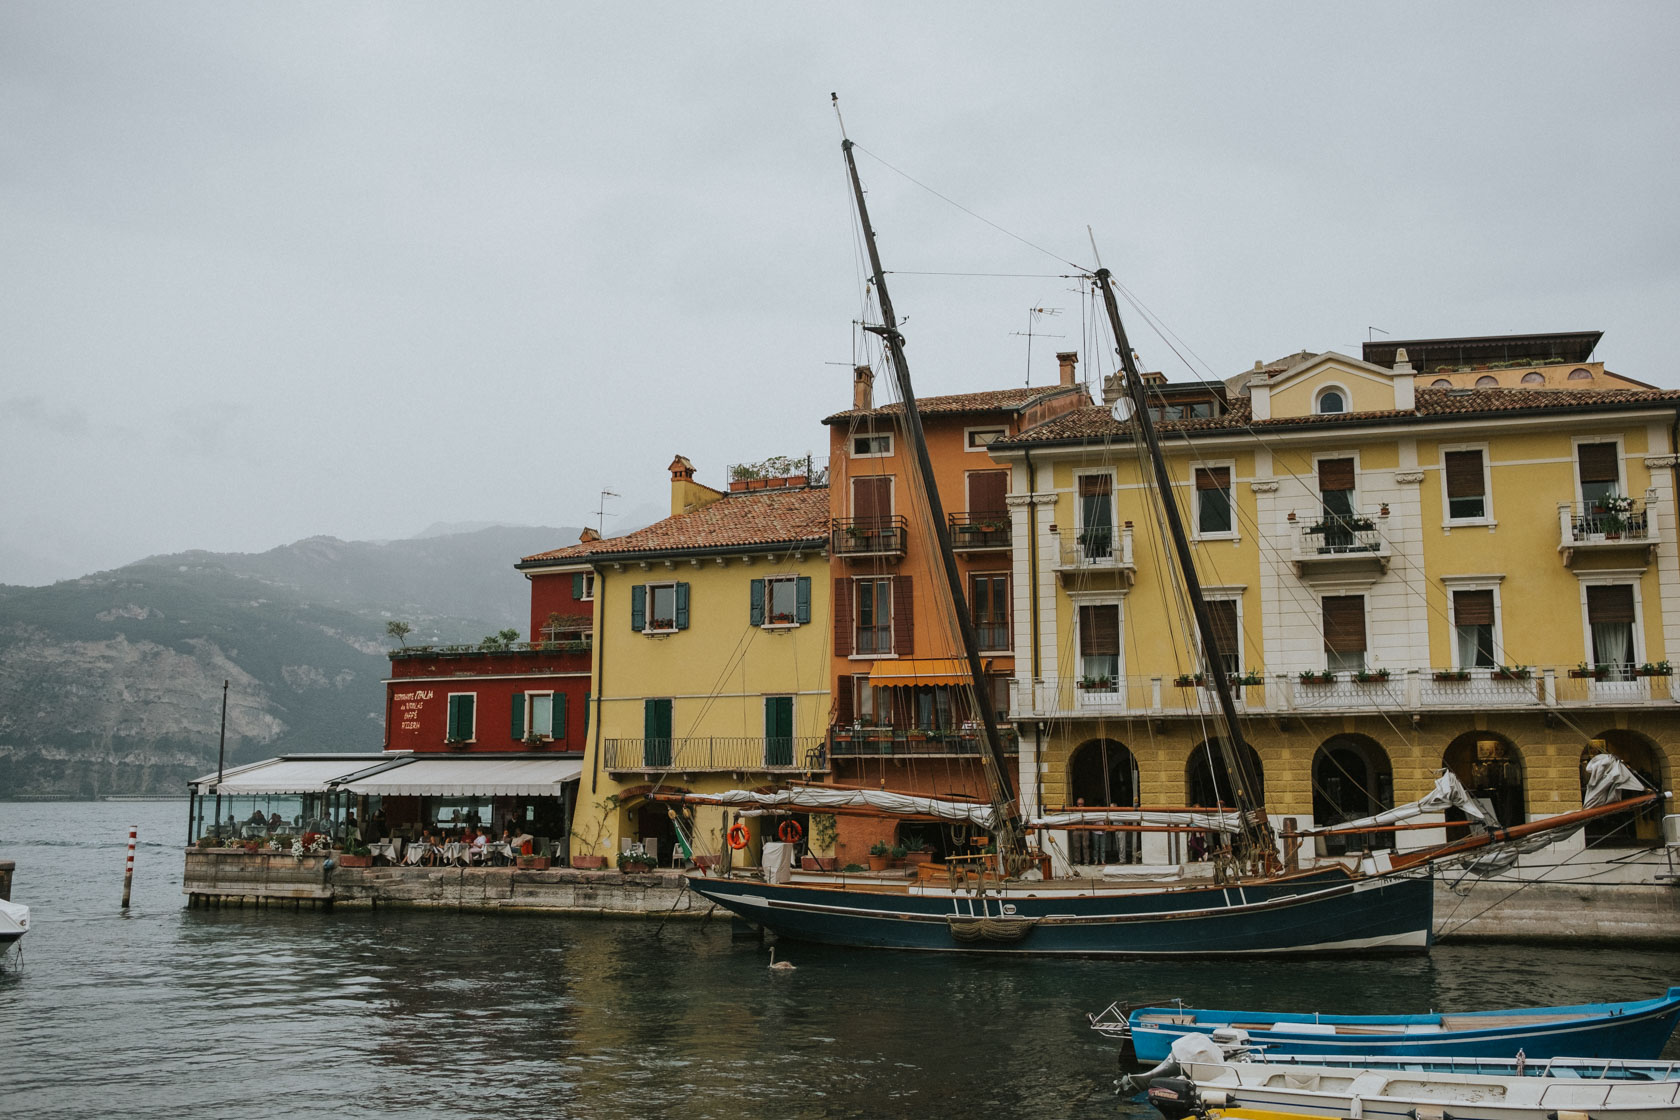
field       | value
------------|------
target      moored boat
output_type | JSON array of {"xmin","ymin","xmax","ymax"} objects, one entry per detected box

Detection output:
[
  {"xmin": 0, "ymin": 898, "xmax": 28, "ymax": 947},
  {"xmin": 1119, "ymin": 987, "xmax": 1680, "ymax": 1061}
]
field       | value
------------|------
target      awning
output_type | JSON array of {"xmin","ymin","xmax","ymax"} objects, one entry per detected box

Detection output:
[
  {"xmin": 335, "ymin": 755, "xmax": 584, "ymax": 798},
  {"xmin": 192, "ymin": 754, "xmax": 401, "ymax": 795},
  {"xmin": 867, "ymin": 658, "xmax": 971, "ymax": 686}
]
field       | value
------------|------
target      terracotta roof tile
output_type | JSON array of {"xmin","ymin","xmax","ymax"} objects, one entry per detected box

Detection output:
[
  {"xmin": 824, "ymin": 384, "xmax": 1083, "ymax": 424},
  {"xmin": 520, "ymin": 486, "xmax": 830, "ymax": 565}
]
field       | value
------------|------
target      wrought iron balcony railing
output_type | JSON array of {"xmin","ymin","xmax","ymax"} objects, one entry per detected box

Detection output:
[
  {"xmin": 828, "ymin": 724, "xmax": 1019, "ymax": 757},
  {"xmin": 603, "ymin": 736, "xmax": 828, "ymax": 773},
  {"xmin": 947, "ymin": 511, "xmax": 1011, "ymax": 552},
  {"xmin": 830, "ymin": 515, "xmax": 909, "ymax": 560}
]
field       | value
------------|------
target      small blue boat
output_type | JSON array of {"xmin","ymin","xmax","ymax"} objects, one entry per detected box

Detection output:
[{"xmin": 1125, "ymin": 988, "xmax": 1680, "ymax": 1062}]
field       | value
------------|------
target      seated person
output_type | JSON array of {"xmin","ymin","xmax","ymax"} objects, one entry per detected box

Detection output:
[
  {"xmin": 267, "ymin": 812, "xmax": 284, "ymax": 830},
  {"xmin": 247, "ymin": 809, "xmax": 268, "ymax": 827},
  {"xmin": 469, "ymin": 827, "xmax": 488, "ymax": 863}
]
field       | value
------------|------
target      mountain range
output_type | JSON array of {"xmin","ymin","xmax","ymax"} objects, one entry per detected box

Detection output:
[{"xmin": 0, "ymin": 526, "xmax": 581, "ymax": 797}]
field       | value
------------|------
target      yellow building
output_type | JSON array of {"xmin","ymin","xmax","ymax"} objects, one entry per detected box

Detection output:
[
  {"xmin": 541, "ymin": 456, "xmax": 832, "ymax": 866},
  {"xmin": 987, "ymin": 330, "xmax": 1680, "ymax": 879}
]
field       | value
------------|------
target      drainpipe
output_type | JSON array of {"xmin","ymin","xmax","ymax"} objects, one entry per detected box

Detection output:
[
  {"xmin": 1025, "ymin": 448, "xmax": 1044, "ymax": 817},
  {"xmin": 590, "ymin": 568, "xmax": 604, "ymax": 795}
]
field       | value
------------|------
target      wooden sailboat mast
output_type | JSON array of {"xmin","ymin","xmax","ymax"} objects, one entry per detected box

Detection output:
[
  {"xmin": 839, "ymin": 138, "xmax": 1028, "ymax": 870},
  {"xmin": 1093, "ymin": 269, "xmax": 1265, "ymax": 845}
]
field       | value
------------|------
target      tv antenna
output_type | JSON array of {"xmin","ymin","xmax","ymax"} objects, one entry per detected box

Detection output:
[
  {"xmin": 595, "ymin": 489, "xmax": 619, "ymax": 536},
  {"xmin": 1011, "ymin": 306, "xmax": 1064, "ymax": 385}
]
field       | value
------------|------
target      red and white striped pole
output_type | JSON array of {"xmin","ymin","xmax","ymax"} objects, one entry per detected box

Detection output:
[{"xmin": 121, "ymin": 826, "xmax": 137, "ymax": 910}]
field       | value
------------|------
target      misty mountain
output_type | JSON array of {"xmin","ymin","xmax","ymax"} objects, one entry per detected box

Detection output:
[{"xmin": 0, "ymin": 525, "xmax": 581, "ymax": 797}]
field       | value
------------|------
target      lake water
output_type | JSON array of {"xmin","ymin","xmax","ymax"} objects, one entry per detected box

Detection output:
[{"xmin": 3, "ymin": 801, "xmax": 1679, "ymax": 1119}]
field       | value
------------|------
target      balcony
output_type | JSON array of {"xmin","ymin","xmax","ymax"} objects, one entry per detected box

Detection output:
[
  {"xmin": 830, "ymin": 516, "xmax": 908, "ymax": 562},
  {"xmin": 602, "ymin": 736, "xmax": 828, "ymax": 775},
  {"xmin": 948, "ymin": 511, "xmax": 1011, "ymax": 554},
  {"xmin": 1290, "ymin": 514, "xmax": 1391, "ymax": 578},
  {"xmin": 1008, "ymin": 666, "xmax": 1676, "ymax": 720},
  {"xmin": 1052, "ymin": 523, "xmax": 1136, "ymax": 588},
  {"xmin": 1558, "ymin": 498, "xmax": 1659, "ymax": 565},
  {"xmin": 829, "ymin": 724, "xmax": 1019, "ymax": 759}
]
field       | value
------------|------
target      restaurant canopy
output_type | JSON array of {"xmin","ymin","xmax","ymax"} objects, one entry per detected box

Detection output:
[
  {"xmin": 191, "ymin": 754, "xmax": 402, "ymax": 795},
  {"xmin": 334, "ymin": 755, "xmax": 584, "ymax": 798}
]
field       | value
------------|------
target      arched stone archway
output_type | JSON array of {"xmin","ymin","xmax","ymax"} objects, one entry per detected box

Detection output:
[
  {"xmin": 1186, "ymin": 739, "xmax": 1265, "ymax": 810},
  {"xmin": 1580, "ymin": 731, "xmax": 1665, "ymax": 847},
  {"xmin": 1443, "ymin": 732, "xmax": 1526, "ymax": 828},
  {"xmin": 1067, "ymin": 738, "xmax": 1140, "ymax": 865},
  {"xmin": 1312, "ymin": 734, "xmax": 1395, "ymax": 855}
]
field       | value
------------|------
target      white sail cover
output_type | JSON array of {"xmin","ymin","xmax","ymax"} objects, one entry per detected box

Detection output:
[
  {"xmin": 1026, "ymin": 809, "xmax": 1246, "ymax": 835},
  {"xmin": 1465, "ymin": 752, "xmax": 1652, "ymax": 877},
  {"xmin": 684, "ymin": 788, "xmax": 1000, "ymax": 828},
  {"xmin": 1297, "ymin": 770, "xmax": 1491, "ymax": 835}
]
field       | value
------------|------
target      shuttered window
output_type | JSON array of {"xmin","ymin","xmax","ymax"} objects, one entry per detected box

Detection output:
[
  {"xmin": 1317, "ymin": 458, "xmax": 1356, "ymax": 493},
  {"xmin": 892, "ymin": 574, "xmax": 914, "ymax": 653},
  {"xmin": 553, "ymin": 692, "xmax": 567, "ymax": 742},
  {"xmin": 510, "ymin": 693, "xmax": 526, "ymax": 739},
  {"xmin": 1444, "ymin": 450, "xmax": 1486, "ymax": 519},
  {"xmin": 1196, "ymin": 466, "xmax": 1233, "ymax": 534},
  {"xmin": 967, "ymin": 470, "xmax": 1008, "ymax": 517},
  {"xmin": 1205, "ymin": 599, "xmax": 1240, "ymax": 676},
  {"xmin": 1578, "ymin": 443, "xmax": 1620, "ymax": 484},
  {"xmin": 1453, "ymin": 589, "xmax": 1494, "ymax": 626},
  {"xmin": 1452, "ymin": 589, "xmax": 1496, "ymax": 668},
  {"xmin": 1587, "ymin": 584, "xmax": 1636, "ymax": 678},
  {"xmin": 1079, "ymin": 604, "xmax": 1120, "ymax": 655},
  {"xmin": 446, "ymin": 694, "xmax": 476, "ymax": 742},
  {"xmin": 1587, "ymin": 585, "xmax": 1635, "ymax": 624},
  {"xmin": 833, "ymin": 578, "xmax": 854, "ymax": 656},
  {"xmin": 834, "ymin": 674, "xmax": 854, "ymax": 726},
  {"xmin": 855, "ymin": 577, "xmax": 892, "ymax": 654},
  {"xmin": 643, "ymin": 699, "xmax": 672, "ymax": 766},
  {"xmin": 1322, "ymin": 595, "xmax": 1367, "ymax": 672}
]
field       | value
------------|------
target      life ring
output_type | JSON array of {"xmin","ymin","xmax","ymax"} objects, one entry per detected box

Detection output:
[
  {"xmin": 727, "ymin": 822, "xmax": 750, "ymax": 850},
  {"xmin": 777, "ymin": 819, "xmax": 803, "ymax": 843}
]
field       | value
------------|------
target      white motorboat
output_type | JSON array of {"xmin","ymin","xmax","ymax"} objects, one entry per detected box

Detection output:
[
  {"xmin": 1134, "ymin": 1035, "xmax": 1680, "ymax": 1120},
  {"xmin": 0, "ymin": 898, "xmax": 28, "ymax": 947}
]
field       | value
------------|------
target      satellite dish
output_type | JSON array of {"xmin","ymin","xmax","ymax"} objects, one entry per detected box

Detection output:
[{"xmin": 1111, "ymin": 397, "xmax": 1134, "ymax": 423}]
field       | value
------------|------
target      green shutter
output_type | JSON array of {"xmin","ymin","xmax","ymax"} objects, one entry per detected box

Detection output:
[
  {"xmin": 796, "ymin": 576, "xmax": 812, "ymax": 624},
  {"xmin": 749, "ymin": 579, "xmax": 765, "ymax": 626},
  {"xmin": 583, "ymin": 691, "xmax": 591, "ymax": 740},
  {"xmin": 644, "ymin": 698, "xmax": 672, "ymax": 766},
  {"xmin": 554, "ymin": 692, "xmax": 567, "ymax": 742},
  {"xmin": 674, "ymin": 582, "xmax": 690, "ymax": 630},
  {"xmin": 765, "ymin": 696, "xmax": 794, "ymax": 767},
  {"xmin": 573, "ymin": 573, "xmax": 584, "ymax": 598},
  {"xmin": 510, "ymin": 693, "xmax": 525, "ymax": 740},
  {"xmin": 630, "ymin": 584, "xmax": 646, "ymax": 631}
]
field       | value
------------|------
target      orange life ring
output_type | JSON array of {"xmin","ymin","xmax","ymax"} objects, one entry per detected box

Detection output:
[
  {"xmin": 777, "ymin": 819, "xmax": 803, "ymax": 843},
  {"xmin": 727, "ymin": 822, "xmax": 750, "ymax": 850}
]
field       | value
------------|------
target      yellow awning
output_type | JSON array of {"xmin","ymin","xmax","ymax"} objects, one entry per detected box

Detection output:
[{"xmin": 868, "ymin": 658, "xmax": 973, "ymax": 686}]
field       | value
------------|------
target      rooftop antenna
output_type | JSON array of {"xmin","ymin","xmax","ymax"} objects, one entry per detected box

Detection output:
[
  {"xmin": 595, "ymin": 489, "xmax": 619, "ymax": 537},
  {"xmin": 1368, "ymin": 326, "xmax": 1389, "ymax": 341},
  {"xmin": 1011, "ymin": 306, "xmax": 1064, "ymax": 385}
]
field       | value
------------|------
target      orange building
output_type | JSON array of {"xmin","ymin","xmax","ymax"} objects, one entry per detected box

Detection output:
[{"xmin": 820, "ymin": 359, "xmax": 1087, "ymax": 863}]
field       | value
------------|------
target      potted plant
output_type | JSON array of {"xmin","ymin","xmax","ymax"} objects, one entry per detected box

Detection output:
[
  {"xmin": 1569, "ymin": 662, "xmax": 1606, "ymax": 680},
  {"xmin": 1353, "ymin": 668, "xmax": 1390, "ymax": 684},
  {"xmin": 1600, "ymin": 493, "xmax": 1634, "ymax": 537},
  {"xmin": 1636, "ymin": 661, "xmax": 1674, "ymax": 677},
  {"xmin": 1298, "ymin": 670, "xmax": 1336, "ymax": 684},
  {"xmin": 1433, "ymin": 669, "xmax": 1471, "ymax": 682},
  {"xmin": 867, "ymin": 841, "xmax": 892, "ymax": 872},
  {"xmin": 571, "ymin": 794, "xmax": 619, "ymax": 869},
  {"xmin": 1231, "ymin": 671, "xmax": 1263, "ymax": 687},
  {"xmin": 516, "ymin": 852, "xmax": 551, "ymax": 870},
  {"xmin": 337, "ymin": 844, "xmax": 373, "ymax": 868},
  {"xmin": 1173, "ymin": 673, "xmax": 1204, "ymax": 688},
  {"xmin": 617, "ymin": 843, "xmax": 656, "ymax": 873},
  {"xmin": 1490, "ymin": 665, "xmax": 1532, "ymax": 681},
  {"xmin": 888, "ymin": 844, "xmax": 909, "ymax": 867}
]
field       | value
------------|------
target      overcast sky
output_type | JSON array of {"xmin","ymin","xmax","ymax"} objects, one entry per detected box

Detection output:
[{"xmin": 3, "ymin": 3, "xmax": 1676, "ymax": 586}]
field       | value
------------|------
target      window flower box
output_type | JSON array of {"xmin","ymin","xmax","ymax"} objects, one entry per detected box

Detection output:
[
  {"xmin": 1490, "ymin": 666, "xmax": 1532, "ymax": 681},
  {"xmin": 1173, "ymin": 674, "xmax": 1204, "ymax": 688},
  {"xmin": 1298, "ymin": 671, "xmax": 1337, "ymax": 685},
  {"xmin": 1353, "ymin": 669, "xmax": 1390, "ymax": 684},
  {"xmin": 1433, "ymin": 670, "xmax": 1471, "ymax": 682},
  {"xmin": 1568, "ymin": 665, "xmax": 1606, "ymax": 680},
  {"xmin": 1230, "ymin": 672, "xmax": 1263, "ymax": 687},
  {"xmin": 1076, "ymin": 677, "xmax": 1115, "ymax": 691},
  {"xmin": 1636, "ymin": 662, "xmax": 1673, "ymax": 678}
]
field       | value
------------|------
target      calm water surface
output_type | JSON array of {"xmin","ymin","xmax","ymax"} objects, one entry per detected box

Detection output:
[{"xmin": 3, "ymin": 801, "xmax": 1679, "ymax": 1119}]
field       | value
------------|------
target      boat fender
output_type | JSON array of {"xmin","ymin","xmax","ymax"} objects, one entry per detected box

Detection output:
[
  {"xmin": 1198, "ymin": 1090, "xmax": 1228, "ymax": 1108},
  {"xmin": 1548, "ymin": 1113, "xmax": 1592, "ymax": 1120},
  {"xmin": 727, "ymin": 824, "xmax": 750, "ymax": 850}
]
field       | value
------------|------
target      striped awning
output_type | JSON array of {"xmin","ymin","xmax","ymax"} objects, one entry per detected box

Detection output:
[
  {"xmin": 334, "ymin": 755, "xmax": 584, "ymax": 798},
  {"xmin": 868, "ymin": 658, "xmax": 971, "ymax": 686},
  {"xmin": 192, "ymin": 754, "xmax": 401, "ymax": 795}
]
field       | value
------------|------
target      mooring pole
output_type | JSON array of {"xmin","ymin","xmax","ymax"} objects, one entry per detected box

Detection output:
[{"xmin": 121, "ymin": 825, "xmax": 137, "ymax": 910}]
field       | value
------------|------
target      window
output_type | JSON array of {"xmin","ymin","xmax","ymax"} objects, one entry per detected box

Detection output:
[
  {"xmin": 1317, "ymin": 457, "xmax": 1357, "ymax": 549},
  {"xmin": 966, "ymin": 470, "xmax": 1008, "ymax": 517},
  {"xmin": 855, "ymin": 577, "xmax": 892, "ymax": 654},
  {"xmin": 852, "ymin": 432, "xmax": 892, "ymax": 457},
  {"xmin": 572, "ymin": 572, "xmax": 595, "ymax": 601},
  {"xmin": 1586, "ymin": 585, "xmax": 1637, "ymax": 681},
  {"xmin": 631, "ymin": 582, "xmax": 689, "ymax": 633},
  {"xmin": 1076, "ymin": 473, "xmax": 1114, "ymax": 560},
  {"xmin": 446, "ymin": 694, "xmax": 476, "ymax": 742},
  {"xmin": 512, "ymin": 691, "xmax": 566, "ymax": 741},
  {"xmin": 914, "ymin": 687, "xmax": 954, "ymax": 731},
  {"xmin": 851, "ymin": 674, "xmax": 878, "ymax": 725},
  {"xmin": 1316, "ymin": 388, "xmax": 1347, "ymax": 414},
  {"xmin": 643, "ymin": 698, "xmax": 672, "ymax": 766},
  {"xmin": 1475, "ymin": 375, "xmax": 1499, "ymax": 388},
  {"xmin": 1078, "ymin": 603, "xmax": 1121, "ymax": 692},
  {"xmin": 764, "ymin": 696, "xmax": 794, "ymax": 767},
  {"xmin": 1195, "ymin": 465, "xmax": 1233, "ymax": 536},
  {"xmin": 1568, "ymin": 367, "xmax": 1594, "ymax": 381},
  {"xmin": 751, "ymin": 576, "xmax": 811, "ymax": 627},
  {"xmin": 1204, "ymin": 599, "xmax": 1241, "ymax": 678},
  {"xmin": 966, "ymin": 427, "xmax": 1005, "ymax": 449},
  {"xmin": 852, "ymin": 475, "xmax": 893, "ymax": 525},
  {"xmin": 1452, "ymin": 590, "xmax": 1496, "ymax": 669},
  {"xmin": 1322, "ymin": 595, "xmax": 1367, "ymax": 673},
  {"xmin": 1431, "ymin": 378, "xmax": 1453, "ymax": 388},
  {"xmin": 970, "ymin": 573, "xmax": 1009, "ymax": 650},
  {"xmin": 1520, "ymin": 371, "xmax": 1545, "ymax": 385},
  {"xmin": 1577, "ymin": 441, "xmax": 1621, "ymax": 510},
  {"xmin": 1443, "ymin": 448, "xmax": 1487, "ymax": 521}
]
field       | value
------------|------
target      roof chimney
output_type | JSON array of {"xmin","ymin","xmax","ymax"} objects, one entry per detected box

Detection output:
[
  {"xmin": 668, "ymin": 453, "xmax": 723, "ymax": 516},
  {"xmin": 1057, "ymin": 351, "xmax": 1079, "ymax": 387},
  {"xmin": 668, "ymin": 455, "xmax": 695, "ymax": 482},
  {"xmin": 853, "ymin": 365, "xmax": 874, "ymax": 411},
  {"xmin": 579, "ymin": 527, "xmax": 601, "ymax": 543}
]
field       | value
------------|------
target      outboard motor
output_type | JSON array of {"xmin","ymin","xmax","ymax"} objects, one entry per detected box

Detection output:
[{"xmin": 1145, "ymin": 1076, "xmax": 1202, "ymax": 1120}]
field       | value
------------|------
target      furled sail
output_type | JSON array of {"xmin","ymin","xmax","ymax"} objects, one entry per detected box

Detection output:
[
  {"xmin": 1026, "ymin": 809, "xmax": 1246, "ymax": 835},
  {"xmin": 677, "ymin": 787, "xmax": 1000, "ymax": 828},
  {"xmin": 1462, "ymin": 753, "xmax": 1653, "ymax": 876},
  {"xmin": 1296, "ymin": 770, "xmax": 1492, "ymax": 836}
]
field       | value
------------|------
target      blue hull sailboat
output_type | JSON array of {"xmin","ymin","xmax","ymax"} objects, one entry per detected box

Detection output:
[{"xmin": 1122, "ymin": 987, "xmax": 1680, "ymax": 1061}]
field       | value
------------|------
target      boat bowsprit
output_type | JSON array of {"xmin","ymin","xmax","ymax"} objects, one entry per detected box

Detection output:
[{"xmin": 1119, "ymin": 987, "xmax": 1680, "ymax": 1062}]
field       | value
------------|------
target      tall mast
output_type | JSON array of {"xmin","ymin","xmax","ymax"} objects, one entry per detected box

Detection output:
[
  {"xmin": 1093, "ymin": 270, "xmax": 1265, "ymax": 846},
  {"xmin": 840, "ymin": 138, "xmax": 1028, "ymax": 873}
]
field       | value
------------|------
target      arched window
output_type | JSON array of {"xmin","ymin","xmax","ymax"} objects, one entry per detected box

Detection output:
[
  {"xmin": 1567, "ymin": 367, "xmax": 1594, "ymax": 381},
  {"xmin": 1186, "ymin": 739, "xmax": 1265, "ymax": 810},
  {"xmin": 1312, "ymin": 734, "xmax": 1395, "ymax": 855},
  {"xmin": 1443, "ymin": 732, "xmax": 1526, "ymax": 828},
  {"xmin": 1580, "ymin": 733, "xmax": 1664, "ymax": 847},
  {"xmin": 1431, "ymin": 378, "xmax": 1453, "ymax": 388},
  {"xmin": 1475, "ymin": 375, "xmax": 1499, "ymax": 388},
  {"xmin": 1067, "ymin": 738, "xmax": 1140, "ymax": 865},
  {"xmin": 1520, "ymin": 371, "xmax": 1545, "ymax": 384},
  {"xmin": 1316, "ymin": 388, "xmax": 1347, "ymax": 414}
]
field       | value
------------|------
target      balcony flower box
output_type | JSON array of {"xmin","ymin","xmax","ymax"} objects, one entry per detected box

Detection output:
[
  {"xmin": 1353, "ymin": 669, "xmax": 1391, "ymax": 684},
  {"xmin": 1433, "ymin": 670, "xmax": 1471, "ymax": 682},
  {"xmin": 1569, "ymin": 666, "xmax": 1607, "ymax": 680},
  {"xmin": 1173, "ymin": 674, "xmax": 1204, "ymax": 688},
  {"xmin": 1231, "ymin": 673, "xmax": 1263, "ymax": 687},
  {"xmin": 1491, "ymin": 666, "xmax": 1532, "ymax": 681},
  {"xmin": 1298, "ymin": 671, "xmax": 1337, "ymax": 685},
  {"xmin": 570, "ymin": 855, "xmax": 608, "ymax": 870},
  {"xmin": 1636, "ymin": 662, "xmax": 1674, "ymax": 678}
]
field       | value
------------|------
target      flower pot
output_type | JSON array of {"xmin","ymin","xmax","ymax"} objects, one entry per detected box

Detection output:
[
  {"xmin": 903, "ymin": 851, "xmax": 932, "ymax": 867},
  {"xmin": 1568, "ymin": 670, "xmax": 1604, "ymax": 680},
  {"xmin": 866, "ymin": 855, "xmax": 891, "ymax": 871},
  {"xmin": 570, "ymin": 855, "xmax": 608, "ymax": 870},
  {"xmin": 336, "ymin": 854, "xmax": 372, "ymax": 868},
  {"xmin": 516, "ymin": 855, "xmax": 551, "ymax": 870}
]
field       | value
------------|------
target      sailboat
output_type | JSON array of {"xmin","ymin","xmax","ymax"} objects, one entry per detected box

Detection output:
[{"xmin": 673, "ymin": 129, "xmax": 1664, "ymax": 957}]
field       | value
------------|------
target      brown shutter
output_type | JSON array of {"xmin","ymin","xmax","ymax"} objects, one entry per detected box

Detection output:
[
  {"xmin": 833, "ymin": 578, "xmax": 853, "ymax": 657},
  {"xmin": 1587, "ymin": 585, "xmax": 1635, "ymax": 625},
  {"xmin": 834, "ymin": 674, "xmax": 854, "ymax": 726},
  {"xmin": 1194, "ymin": 466, "xmax": 1231, "ymax": 491},
  {"xmin": 1207, "ymin": 599, "xmax": 1239, "ymax": 658},
  {"xmin": 1318, "ymin": 458, "xmax": 1356, "ymax": 492},
  {"xmin": 1077, "ymin": 474, "xmax": 1112, "ymax": 498},
  {"xmin": 1079, "ymin": 604, "xmax": 1120, "ymax": 656},
  {"xmin": 892, "ymin": 574, "xmax": 914, "ymax": 654},
  {"xmin": 1578, "ymin": 443, "xmax": 1619, "ymax": 484},
  {"xmin": 1322, "ymin": 595, "xmax": 1367, "ymax": 653},
  {"xmin": 1453, "ymin": 589, "xmax": 1494, "ymax": 627},
  {"xmin": 853, "ymin": 476, "xmax": 892, "ymax": 525},
  {"xmin": 1443, "ymin": 450, "xmax": 1485, "ymax": 498},
  {"xmin": 967, "ymin": 470, "xmax": 1008, "ymax": 516}
]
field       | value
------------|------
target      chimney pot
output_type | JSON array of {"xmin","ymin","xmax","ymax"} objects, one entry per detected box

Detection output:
[
  {"xmin": 579, "ymin": 527, "xmax": 601, "ymax": 543},
  {"xmin": 668, "ymin": 455, "xmax": 695, "ymax": 482},
  {"xmin": 853, "ymin": 365, "xmax": 874, "ymax": 411},
  {"xmin": 1056, "ymin": 351, "xmax": 1079, "ymax": 387}
]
